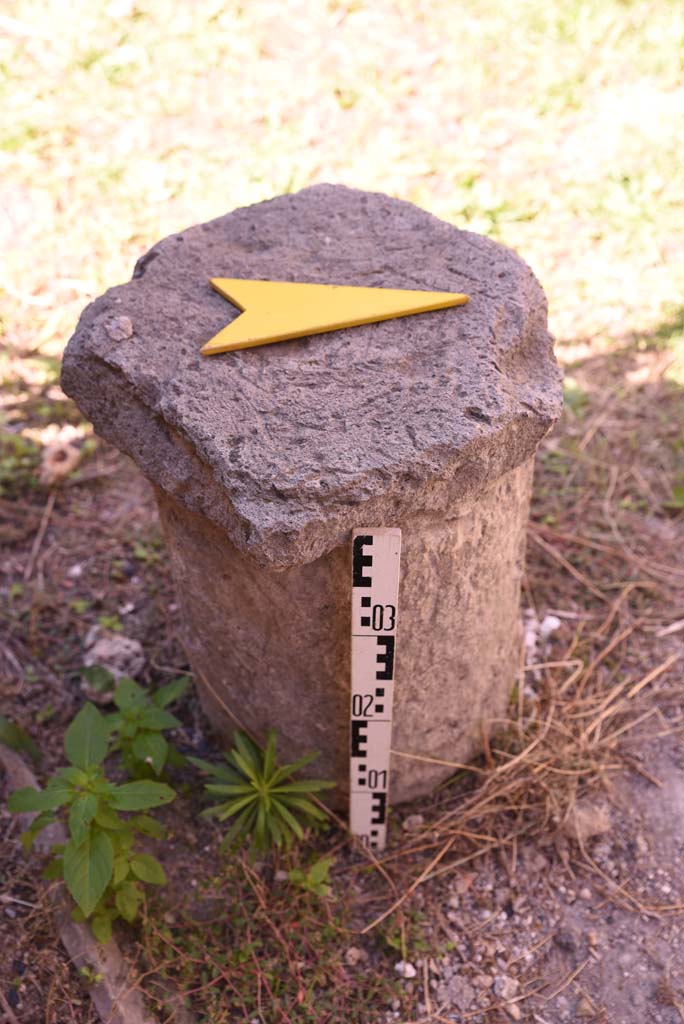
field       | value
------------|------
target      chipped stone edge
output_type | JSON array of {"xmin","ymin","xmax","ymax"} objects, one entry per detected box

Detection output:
[{"xmin": 63, "ymin": 327, "xmax": 558, "ymax": 570}]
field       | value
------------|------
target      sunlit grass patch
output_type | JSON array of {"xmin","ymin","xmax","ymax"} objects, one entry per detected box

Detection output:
[{"xmin": 2, "ymin": 0, "xmax": 684, "ymax": 371}]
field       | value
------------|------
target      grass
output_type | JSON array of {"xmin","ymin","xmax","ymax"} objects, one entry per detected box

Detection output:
[
  {"xmin": 2, "ymin": 0, "xmax": 684, "ymax": 367},
  {"xmin": 138, "ymin": 855, "xmax": 400, "ymax": 1024}
]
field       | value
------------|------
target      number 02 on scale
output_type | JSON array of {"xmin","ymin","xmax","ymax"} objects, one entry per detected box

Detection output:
[{"xmin": 350, "ymin": 528, "xmax": 401, "ymax": 852}]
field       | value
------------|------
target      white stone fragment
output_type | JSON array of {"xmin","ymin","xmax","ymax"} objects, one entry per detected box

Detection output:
[
  {"xmin": 395, "ymin": 961, "xmax": 417, "ymax": 979},
  {"xmin": 83, "ymin": 626, "xmax": 144, "ymax": 680}
]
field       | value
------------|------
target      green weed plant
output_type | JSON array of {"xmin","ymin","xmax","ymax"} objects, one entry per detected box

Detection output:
[
  {"xmin": 8, "ymin": 703, "xmax": 175, "ymax": 943},
  {"xmin": 106, "ymin": 675, "xmax": 188, "ymax": 778},
  {"xmin": 190, "ymin": 729, "xmax": 334, "ymax": 856},
  {"xmin": 288, "ymin": 855, "xmax": 334, "ymax": 898}
]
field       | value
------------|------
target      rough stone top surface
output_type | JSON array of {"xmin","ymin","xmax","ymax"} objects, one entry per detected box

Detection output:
[{"xmin": 62, "ymin": 185, "xmax": 562, "ymax": 568}]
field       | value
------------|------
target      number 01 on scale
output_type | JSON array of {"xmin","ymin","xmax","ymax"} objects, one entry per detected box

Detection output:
[{"xmin": 350, "ymin": 527, "xmax": 401, "ymax": 852}]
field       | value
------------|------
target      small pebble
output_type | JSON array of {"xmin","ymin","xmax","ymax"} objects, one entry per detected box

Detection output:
[
  {"xmin": 554, "ymin": 928, "xmax": 577, "ymax": 952},
  {"xmin": 576, "ymin": 996, "xmax": 595, "ymax": 1017},
  {"xmin": 345, "ymin": 946, "xmax": 367, "ymax": 967},
  {"xmin": 104, "ymin": 315, "xmax": 134, "ymax": 341},
  {"xmin": 493, "ymin": 975, "xmax": 519, "ymax": 1000},
  {"xmin": 395, "ymin": 961, "xmax": 417, "ymax": 979}
]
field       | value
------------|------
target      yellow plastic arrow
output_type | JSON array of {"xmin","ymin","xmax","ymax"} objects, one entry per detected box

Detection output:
[{"xmin": 201, "ymin": 279, "xmax": 469, "ymax": 355}]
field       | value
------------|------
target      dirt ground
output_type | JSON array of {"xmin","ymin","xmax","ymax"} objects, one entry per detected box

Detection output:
[
  {"xmin": 2, "ymin": 317, "xmax": 684, "ymax": 1023},
  {"xmin": 2, "ymin": 1, "xmax": 684, "ymax": 1022}
]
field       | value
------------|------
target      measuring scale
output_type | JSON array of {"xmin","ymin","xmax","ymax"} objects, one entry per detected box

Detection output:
[{"xmin": 349, "ymin": 528, "xmax": 401, "ymax": 852}]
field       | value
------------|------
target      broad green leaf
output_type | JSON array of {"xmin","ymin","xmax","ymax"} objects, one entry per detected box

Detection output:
[
  {"xmin": 94, "ymin": 806, "xmax": 126, "ymax": 830},
  {"xmin": 113, "ymin": 678, "xmax": 146, "ymax": 713},
  {"xmin": 82, "ymin": 665, "xmax": 116, "ymax": 694},
  {"xmin": 131, "ymin": 731, "xmax": 168, "ymax": 774},
  {"xmin": 0, "ymin": 715, "xmax": 40, "ymax": 761},
  {"xmin": 116, "ymin": 830, "xmax": 134, "ymax": 851},
  {"xmin": 90, "ymin": 775, "xmax": 116, "ymax": 797},
  {"xmin": 64, "ymin": 703, "xmax": 109, "ymax": 769},
  {"xmin": 68, "ymin": 793, "xmax": 98, "ymax": 845},
  {"xmin": 308, "ymin": 856, "xmax": 334, "ymax": 884},
  {"xmin": 109, "ymin": 780, "xmax": 175, "ymax": 811},
  {"xmin": 91, "ymin": 911, "xmax": 113, "ymax": 944},
  {"xmin": 8, "ymin": 786, "xmax": 69, "ymax": 813},
  {"xmin": 105, "ymin": 712, "xmax": 124, "ymax": 732},
  {"xmin": 57, "ymin": 766, "xmax": 89, "ymax": 786},
  {"xmin": 138, "ymin": 707, "xmax": 180, "ymax": 731},
  {"xmin": 130, "ymin": 854, "xmax": 166, "ymax": 885},
  {"xmin": 112, "ymin": 856, "xmax": 129, "ymax": 886},
  {"xmin": 63, "ymin": 832, "xmax": 114, "ymax": 917},
  {"xmin": 115, "ymin": 881, "xmax": 142, "ymax": 922},
  {"xmin": 153, "ymin": 677, "xmax": 189, "ymax": 708},
  {"xmin": 129, "ymin": 814, "xmax": 165, "ymax": 839}
]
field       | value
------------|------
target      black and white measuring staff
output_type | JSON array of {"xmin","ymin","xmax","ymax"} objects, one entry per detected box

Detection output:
[{"xmin": 349, "ymin": 527, "xmax": 401, "ymax": 852}]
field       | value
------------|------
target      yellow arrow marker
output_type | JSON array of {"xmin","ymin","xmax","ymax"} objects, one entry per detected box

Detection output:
[{"xmin": 201, "ymin": 279, "xmax": 469, "ymax": 355}]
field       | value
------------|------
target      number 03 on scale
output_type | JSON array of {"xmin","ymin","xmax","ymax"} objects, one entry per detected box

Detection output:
[{"xmin": 350, "ymin": 528, "xmax": 401, "ymax": 852}]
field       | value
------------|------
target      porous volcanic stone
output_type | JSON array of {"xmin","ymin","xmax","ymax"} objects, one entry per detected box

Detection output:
[{"xmin": 61, "ymin": 185, "xmax": 562, "ymax": 803}]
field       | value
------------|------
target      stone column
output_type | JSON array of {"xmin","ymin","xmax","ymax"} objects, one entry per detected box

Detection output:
[{"xmin": 61, "ymin": 185, "xmax": 562, "ymax": 805}]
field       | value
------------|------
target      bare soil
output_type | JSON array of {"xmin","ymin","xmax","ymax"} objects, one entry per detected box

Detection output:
[{"xmin": 2, "ymin": 315, "xmax": 684, "ymax": 1023}]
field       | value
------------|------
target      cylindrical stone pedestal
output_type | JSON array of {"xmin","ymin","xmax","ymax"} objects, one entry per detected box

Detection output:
[
  {"xmin": 155, "ymin": 461, "xmax": 533, "ymax": 804},
  {"xmin": 61, "ymin": 185, "xmax": 562, "ymax": 805}
]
